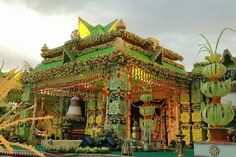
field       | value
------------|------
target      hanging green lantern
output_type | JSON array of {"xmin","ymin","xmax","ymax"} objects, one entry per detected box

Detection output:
[
  {"xmin": 200, "ymin": 79, "xmax": 231, "ymax": 98},
  {"xmin": 140, "ymin": 94, "xmax": 153, "ymax": 102},
  {"xmin": 202, "ymin": 101, "xmax": 234, "ymax": 126},
  {"xmin": 202, "ymin": 63, "xmax": 227, "ymax": 78},
  {"xmin": 139, "ymin": 106, "xmax": 155, "ymax": 116},
  {"xmin": 88, "ymin": 99, "xmax": 96, "ymax": 110},
  {"xmin": 139, "ymin": 119, "xmax": 156, "ymax": 130}
]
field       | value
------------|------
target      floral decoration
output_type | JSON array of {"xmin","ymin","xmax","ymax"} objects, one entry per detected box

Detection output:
[
  {"xmin": 42, "ymin": 56, "xmax": 63, "ymax": 64},
  {"xmin": 22, "ymin": 51, "xmax": 191, "ymax": 85},
  {"xmin": 109, "ymin": 115, "xmax": 126, "ymax": 124},
  {"xmin": 191, "ymin": 111, "xmax": 201, "ymax": 122},
  {"xmin": 181, "ymin": 112, "xmax": 190, "ymax": 123}
]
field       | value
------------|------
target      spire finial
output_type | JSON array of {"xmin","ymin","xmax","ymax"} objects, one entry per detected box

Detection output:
[
  {"xmin": 116, "ymin": 19, "xmax": 126, "ymax": 31},
  {"xmin": 41, "ymin": 43, "xmax": 50, "ymax": 53}
]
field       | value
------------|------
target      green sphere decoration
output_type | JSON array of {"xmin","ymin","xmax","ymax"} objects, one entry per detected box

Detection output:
[
  {"xmin": 202, "ymin": 63, "xmax": 227, "ymax": 78},
  {"xmin": 202, "ymin": 101, "xmax": 234, "ymax": 126},
  {"xmin": 140, "ymin": 94, "xmax": 153, "ymax": 102},
  {"xmin": 139, "ymin": 106, "xmax": 155, "ymax": 116},
  {"xmin": 200, "ymin": 79, "xmax": 231, "ymax": 98}
]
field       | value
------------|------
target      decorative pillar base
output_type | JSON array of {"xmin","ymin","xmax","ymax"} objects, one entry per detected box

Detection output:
[{"xmin": 208, "ymin": 128, "xmax": 228, "ymax": 142}]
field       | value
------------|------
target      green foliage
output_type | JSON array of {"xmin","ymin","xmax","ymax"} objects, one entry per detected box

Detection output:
[
  {"xmin": 215, "ymin": 28, "xmax": 236, "ymax": 52},
  {"xmin": 44, "ymin": 143, "xmax": 110, "ymax": 154},
  {"xmin": 5, "ymin": 90, "xmax": 22, "ymax": 102},
  {"xmin": 198, "ymin": 28, "xmax": 236, "ymax": 63}
]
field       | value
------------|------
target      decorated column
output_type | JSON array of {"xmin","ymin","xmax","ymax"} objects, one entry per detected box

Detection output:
[
  {"xmin": 86, "ymin": 92, "xmax": 106, "ymax": 137},
  {"xmin": 191, "ymin": 79, "xmax": 207, "ymax": 142},
  {"xmin": 198, "ymin": 28, "xmax": 235, "ymax": 141},
  {"xmin": 200, "ymin": 62, "xmax": 234, "ymax": 141},
  {"xmin": 180, "ymin": 90, "xmax": 191, "ymax": 145},
  {"xmin": 106, "ymin": 66, "xmax": 128, "ymax": 138}
]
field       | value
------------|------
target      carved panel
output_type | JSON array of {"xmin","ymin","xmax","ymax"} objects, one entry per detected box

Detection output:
[
  {"xmin": 180, "ymin": 91, "xmax": 189, "ymax": 103},
  {"xmin": 192, "ymin": 111, "xmax": 201, "ymax": 122}
]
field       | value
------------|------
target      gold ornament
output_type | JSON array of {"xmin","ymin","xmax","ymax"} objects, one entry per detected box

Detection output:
[
  {"xmin": 192, "ymin": 111, "xmax": 201, "ymax": 122},
  {"xmin": 181, "ymin": 112, "xmax": 190, "ymax": 123},
  {"xmin": 209, "ymin": 145, "xmax": 220, "ymax": 157}
]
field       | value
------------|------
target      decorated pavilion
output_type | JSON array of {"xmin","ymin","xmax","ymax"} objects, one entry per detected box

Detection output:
[{"xmin": 20, "ymin": 18, "xmax": 198, "ymax": 145}]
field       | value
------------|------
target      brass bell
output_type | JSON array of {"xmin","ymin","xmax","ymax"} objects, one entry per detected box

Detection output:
[{"xmin": 66, "ymin": 96, "xmax": 83, "ymax": 118}]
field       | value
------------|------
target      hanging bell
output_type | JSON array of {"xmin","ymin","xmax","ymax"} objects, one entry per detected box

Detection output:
[{"xmin": 66, "ymin": 96, "xmax": 83, "ymax": 118}]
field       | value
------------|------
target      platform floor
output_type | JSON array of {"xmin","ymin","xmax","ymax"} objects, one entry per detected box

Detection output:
[
  {"xmin": 112, "ymin": 149, "xmax": 194, "ymax": 157},
  {"xmin": 0, "ymin": 146, "xmax": 194, "ymax": 157}
]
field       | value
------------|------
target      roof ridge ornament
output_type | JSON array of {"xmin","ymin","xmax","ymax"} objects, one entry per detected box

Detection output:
[
  {"xmin": 116, "ymin": 19, "xmax": 126, "ymax": 31},
  {"xmin": 114, "ymin": 37, "xmax": 125, "ymax": 52},
  {"xmin": 71, "ymin": 29, "xmax": 80, "ymax": 39},
  {"xmin": 78, "ymin": 18, "xmax": 120, "ymax": 38},
  {"xmin": 221, "ymin": 49, "xmax": 236, "ymax": 65},
  {"xmin": 145, "ymin": 37, "xmax": 160, "ymax": 52},
  {"xmin": 78, "ymin": 17, "xmax": 93, "ymax": 38},
  {"xmin": 41, "ymin": 43, "xmax": 50, "ymax": 53}
]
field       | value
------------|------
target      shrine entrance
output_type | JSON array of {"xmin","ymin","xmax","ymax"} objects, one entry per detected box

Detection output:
[
  {"xmin": 63, "ymin": 98, "xmax": 87, "ymax": 140},
  {"xmin": 130, "ymin": 99, "xmax": 166, "ymax": 142}
]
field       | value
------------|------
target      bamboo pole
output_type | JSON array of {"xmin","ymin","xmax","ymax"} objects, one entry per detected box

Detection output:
[{"xmin": 0, "ymin": 102, "xmax": 23, "ymax": 123}]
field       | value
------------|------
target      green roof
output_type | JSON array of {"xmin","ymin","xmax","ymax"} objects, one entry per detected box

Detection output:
[
  {"xmin": 126, "ymin": 49, "xmax": 151, "ymax": 62},
  {"xmin": 76, "ymin": 46, "xmax": 115, "ymax": 61},
  {"xmin": 35, "ymin": 61, "xmax": 63, "ymax": 71},
  {"xmin": 33, "ymin": 19, "xmax": 187, "ymax": 76},
  {"xmin": 35, "ymin": 45, "xmax": 186, "ymax": 75},
  {"xmin": 163, "ymin": 62, "xmax": 186, "ymax": 74}
]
